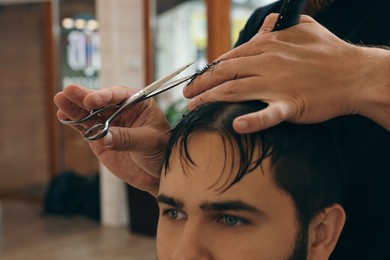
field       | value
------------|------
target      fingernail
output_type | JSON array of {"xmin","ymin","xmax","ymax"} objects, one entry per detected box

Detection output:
[
  {"xmin": 183, "ymin": 85, "xmax": 190, "ymax": 97},
  {"xmin": 104, "ymin": 131, "xmax": 113, "ymax": 147},
  {"xmin": 236, "ymin": 120, "xmax": 248, "ymax": 131}
]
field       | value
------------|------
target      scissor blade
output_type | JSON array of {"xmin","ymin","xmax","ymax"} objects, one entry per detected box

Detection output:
[
  {"xmin": 144, "ymin": 61, "xmax": 195, "ymax": 95},
  {"xmin": 146, "ymin": 74, "xmax": 195, "ymax": 99}
]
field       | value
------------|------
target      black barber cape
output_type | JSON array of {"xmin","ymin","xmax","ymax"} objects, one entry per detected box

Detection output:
[{"xmin": 234, "ymin": 0, "xmax": 390, "ymax": 259}]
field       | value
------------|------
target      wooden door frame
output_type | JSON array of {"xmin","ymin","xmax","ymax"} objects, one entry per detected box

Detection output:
[
  {"xmin": 144, "ymin": 0, "xmax": 154, "ymax": 85},
  {"xmin": 44, "ymin": 1, "xmax": 61, "ymax": 179},
  {"xmin": 205, "ymin": 0, "xmax": 231, "ymax": 62}
]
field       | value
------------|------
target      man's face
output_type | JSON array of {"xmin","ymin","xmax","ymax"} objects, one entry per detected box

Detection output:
[{"xmin": 157, "ymin": 133, "xmax": 306, "ymax": 260}]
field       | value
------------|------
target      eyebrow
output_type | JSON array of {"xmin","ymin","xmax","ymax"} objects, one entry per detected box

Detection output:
[
  {"xmin": 157, "ymin": 194, "xmax": 264, "ymax": 215},
  {"xmin": 156, "ymin": 194, "xmax": 184, "ymax": 209},
  {"xmin": 200, "ymin": 200, "xmax": 264, "ymax": 215}
]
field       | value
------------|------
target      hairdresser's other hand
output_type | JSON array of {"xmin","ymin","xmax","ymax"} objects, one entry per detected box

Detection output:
[
  {"xmin": 184, "ymin": 14, "xmax": 390, "ymax": 132},
  {"xmin": 54, "ymin": 85, "xmax": 170, "ymax": 196}
]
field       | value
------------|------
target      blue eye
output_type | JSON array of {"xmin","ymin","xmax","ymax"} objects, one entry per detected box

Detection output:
[
  {"xmin": 162, "ymin": 209, "xmax": 186, "ymax": 220},
  {"xmin": 219, "ymin": 215, "xmax": 246, "ymax": 227}
]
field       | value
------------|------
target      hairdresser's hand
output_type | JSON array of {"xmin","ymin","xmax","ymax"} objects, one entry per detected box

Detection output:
[
  {"xmin": 184, "ymin": 14, "xmax": 390, "ymax": 132},
  {"xmin": 54, "ymin": 85, "xmax": 170, "ymax": 196}
]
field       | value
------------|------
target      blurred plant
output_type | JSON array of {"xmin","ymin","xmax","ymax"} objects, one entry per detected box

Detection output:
[{"xmin": 164, "ymin": 98, "xmax": 187, "ymax": 126}]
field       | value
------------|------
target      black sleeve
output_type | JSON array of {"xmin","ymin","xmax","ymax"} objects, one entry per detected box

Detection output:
[{"xmin": 234, "ymin": 1, "xmax": 284, "ymax": 47}]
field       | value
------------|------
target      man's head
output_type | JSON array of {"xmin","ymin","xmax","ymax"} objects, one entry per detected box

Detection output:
[{"xmin": 157, "ymin": 101, "xmax": 346, "ymax": 260}]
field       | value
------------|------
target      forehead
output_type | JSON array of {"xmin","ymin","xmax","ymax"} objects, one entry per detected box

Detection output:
[{"xmin": 160, "ymin": 132, "xmax": 295, "ymax": 215}]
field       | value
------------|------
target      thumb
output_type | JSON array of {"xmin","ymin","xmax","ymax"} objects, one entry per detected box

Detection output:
[
  {"xmin": 103, "ymin": 126, "xmax": 168, "ymax": 152},
  {"xmin": 233, "ymin": 102, "xmax": 294, "ymax": 133}
]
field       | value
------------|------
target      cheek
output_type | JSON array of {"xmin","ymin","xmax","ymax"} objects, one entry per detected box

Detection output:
[
  {"xmin": 221, "ymin": 224, "xmax": 298, "ymax": 259},
  {"xmin": 156, "ymin": 221, "xmax": 297, "ymax": 259},
  {"xmin": 156, "ymin": 218, "xmax": 179, "ymax": 260}
]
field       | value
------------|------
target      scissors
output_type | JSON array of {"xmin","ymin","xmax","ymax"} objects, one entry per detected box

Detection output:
[{"xmin": 60, "ymin": 61, "xmax": 196, "ymax": 141}]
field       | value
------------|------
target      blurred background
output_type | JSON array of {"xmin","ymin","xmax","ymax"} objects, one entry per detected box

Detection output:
[{"xmin": 0, "ymin": 0, "xmax": 276, "ymax": 259}]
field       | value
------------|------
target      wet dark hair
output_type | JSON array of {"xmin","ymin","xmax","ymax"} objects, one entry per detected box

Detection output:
[{"xmin": 163, "ymin": 101, "xmax": 346, "ymax": 230}]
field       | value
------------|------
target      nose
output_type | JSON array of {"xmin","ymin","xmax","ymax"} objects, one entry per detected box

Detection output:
[{"xmin": 171, "ymin": 221, "xmax": 213, "ymax": 260}]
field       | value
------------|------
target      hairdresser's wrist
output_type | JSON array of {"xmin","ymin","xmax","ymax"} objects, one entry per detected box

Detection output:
[{"xmin": 355, "ymin": 46, "xmax": 390, "ymax": 130}]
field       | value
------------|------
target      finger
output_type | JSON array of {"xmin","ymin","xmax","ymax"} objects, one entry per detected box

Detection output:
[
  {"xmin": 104, "ymin": 125, "xmax": 169, "ymax": 153},
  {"xmin": 214, "ymin": 14, "xmax": 315, "ymax": 64},
  {"xmin": 55, "ymin": 89, "xmax": 110, "ymax": 133},
  {"xmin": 215, "ymin": 13, "xmax": 279, "ymax": 62},
  {"xmin": 217, "ymin": 13, "xmax": 278, "ymax": 60},
  {"xmin": 57, "ymin": 110, "xmax": 86, "ymax": 135},
  {"xmin": 259, "ymin": 13, "xmax": 314, "ymax": 34},
  {"xmin": 184, "ymin": 59, "xmax": 245, "ymax": 98},
  {"xmin": 62, "ymin": 84, "xmax": 94, "ymax": 107},
  {"xmin": 84, "ymin": 86, "xmax": 136, "ymax": 108},
  {"xmin": 232, "ymin": 102, "xmax": 295, "ymax": 133},
  {"xmin": 183, "ymin": 14, "xmax": 291, "ymax": 99},
  {"xmin": 103, "ymin": 126, "xmax": 167, "ymax": 179},
  {"xmin": 54, "ymin": 91, "xmax": 90, "ymax": 121},
  {"xmin": 259, "ymin": 13, "xmax": 279, "ymax": 34},
  {"xmin": 184, "ymin": 31, "xmax": 289, "ymax": 98},
  {"xmin": 214, "ymin": 35, "xmax": 265, "ymax": 63},
  {"xmin": 187, "ymin": 75, "xmax": 269, "ymax": 110},
  {"xmin": 260, "ymin": 13, "xmax": 314, "ymax": 34},
  {"xmin": 184, "ymin": 54, "xmax": 272, "ymax": 98},
  {"xmin": 186, "ymin": 53, "xmax": 281, "ymax": 109}
]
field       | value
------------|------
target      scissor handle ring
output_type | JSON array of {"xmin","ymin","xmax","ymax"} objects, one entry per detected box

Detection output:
[{"xmin": 83, "ymin": 123, "xmax": 109, "ymax": 141}]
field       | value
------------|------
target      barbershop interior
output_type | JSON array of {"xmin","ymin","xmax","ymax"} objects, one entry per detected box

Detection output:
[{"xmin": 0, "ymin": 0, "xmax": 276, "ymax": 258}]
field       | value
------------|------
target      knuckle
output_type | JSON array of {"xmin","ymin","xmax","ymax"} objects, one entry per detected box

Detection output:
[
  {"xmin": 114, "ymin": 128, "xmax": 132, "ymax": 151},
  {"xmin": 198, "ymin": 92, "xmax": 209, "ymax": 105},
  {"xmin": 261, "ymin": 52, "xmax": 273, "ymax": 64},
  {"xmin": 254, "ymin": 112, "xmax": 265, "ymax": 127},
  {"xmin": 261, "ymin": 52, "xmax": 280, "ymax": 64},
  {"xmin": 274, "ymin": 106, "xmax": 286, "ymax": 119},
  {"xmin": 256, "ymin": 33, "xmax": 279, "ymax": 48},
  {"xmin": 223, "ymin": 80, "xmax": 241, "ymax": 97},
  {"xmin": 212, "ymin": 59, "xmax": 229, "ymax": 76},
  {"xmin": 213, "ymin": 59, "xmax": 237, "ymax": 80},
  {"xmin": 270, "ymin": 105, "xmax": 288, "ymax": 122}
]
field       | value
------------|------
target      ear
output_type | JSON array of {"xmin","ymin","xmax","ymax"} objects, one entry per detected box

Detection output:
[{"xmin": 307, "ymin": 204, "xmax": 346, "ymax": 260}]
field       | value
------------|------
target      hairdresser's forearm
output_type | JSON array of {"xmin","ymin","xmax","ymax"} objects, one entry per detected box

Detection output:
[{"xmin": 355, "ymin": 47, "xmax": 390, "ymax": 131}]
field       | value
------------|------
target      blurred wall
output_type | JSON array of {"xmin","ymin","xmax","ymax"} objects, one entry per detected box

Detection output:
[
  {"xmin": 0, "ymin": 3, "xmax": 49, "ymax": 195},
  {"xmin": 96, "ymin": 0, "xmax": 146, "ymax": 227},
  {"xmin": 0, "ymin": 1, "xmax": 99, "ymax": 197}
]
